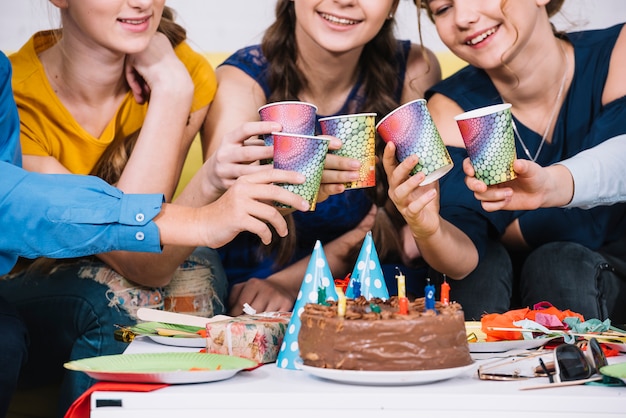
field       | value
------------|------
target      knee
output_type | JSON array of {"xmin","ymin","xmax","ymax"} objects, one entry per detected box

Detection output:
[{"xmin": 523, "ymin": 242, "xmax": 601, "ymax": 276}]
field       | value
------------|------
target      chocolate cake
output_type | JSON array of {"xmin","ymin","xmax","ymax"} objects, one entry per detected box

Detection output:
[{"xmin": 298, "ymin": 296, "xmax": 472, "ymax": 371}]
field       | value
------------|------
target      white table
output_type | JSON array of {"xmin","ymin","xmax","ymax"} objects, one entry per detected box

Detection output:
[{"xmin": 90, "ymin": 337, "xmax": 626, "ymax": 418}]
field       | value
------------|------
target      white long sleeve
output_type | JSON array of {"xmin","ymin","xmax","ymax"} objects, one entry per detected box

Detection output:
[{"xmin": 559, "ymin": 134, "xmax": 626, "ymax": 209}]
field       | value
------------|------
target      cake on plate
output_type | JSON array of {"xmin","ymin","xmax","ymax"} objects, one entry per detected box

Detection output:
[{"xmin": 298, "ymin": 296, "xmax": 472, "ymax": 371}]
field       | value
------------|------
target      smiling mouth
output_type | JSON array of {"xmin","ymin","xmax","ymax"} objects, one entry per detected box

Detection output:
[
  {"xmin": 319, "ymin": 12, "xmax": 360, "ymax": 26},
  {"xmin": 118, "ymin": 17, "xmax": 150, "ymax": 25},
  {"xmin": 466, "ymin": 27, "xmax": 497, "ymax": 45}
]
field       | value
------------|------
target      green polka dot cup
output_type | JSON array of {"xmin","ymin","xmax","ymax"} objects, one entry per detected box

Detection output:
[
  {"xmin": 454, "ymin": 103, "xmax": 517, "ymax": 185},
  {"xmin": 319, "ymin": 113, "xmax": 376, "ymax": 189},
  {"xmin": 376, "ymin": 99, "xmax": 453, "ymax": 185},
  {"xmin": 272, "ymin": 132, "xmax": 330, "ymax": 211}
]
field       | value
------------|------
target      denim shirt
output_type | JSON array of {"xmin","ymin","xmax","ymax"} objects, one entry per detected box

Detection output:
[{"xmin": 0, "ymin": 52, "xmax": 163, "ymax": 274}]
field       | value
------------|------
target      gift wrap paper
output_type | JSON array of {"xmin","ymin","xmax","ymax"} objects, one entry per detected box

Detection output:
[{"xmin": 205, "ymin": 314, "xmax": 291, "ymax": 363}]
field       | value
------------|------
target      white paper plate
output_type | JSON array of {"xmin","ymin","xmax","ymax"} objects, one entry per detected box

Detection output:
[
  {"xmin": 299, "ymin": 362, "xmax": 476, "ymax": 386},
  {"xmin": 469, "ymin": 337, "xmax": 557, "ymax": 353},
  {"xmin": 465, "ymin": 322, "xmax": 558, "ymax": 353},
  {"xmin": 64, "ymin": 352, "xmax": 257, "ymax": 384},
  {"xmin": 147, "ymin": 335, "xmax": 206, "ymax": 348}
]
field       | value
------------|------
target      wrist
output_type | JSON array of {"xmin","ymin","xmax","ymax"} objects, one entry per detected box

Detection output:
[{"xmin": 544, "ymin": 164, "xmax": 574, "ymax": 207}]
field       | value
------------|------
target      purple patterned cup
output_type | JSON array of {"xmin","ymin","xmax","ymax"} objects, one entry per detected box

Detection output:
[
  {"xmin": 272, "ymin": 132, "xmax": 330, "ymax": 210},
  {"xmin": 319, "ymin": 113, "xmax": 376, "ymax": 189},
  {"xmin": 376, "ymin": 99, "xmax": 453, "ymax": 185},
  {"xmin": 454, "ymin": 103, "xmax": 517, "ymax": 185}
]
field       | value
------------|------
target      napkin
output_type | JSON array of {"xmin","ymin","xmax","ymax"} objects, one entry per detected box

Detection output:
[{"xmin": 64, "ymin": 381, "xmax": 168, "ymax": 418}]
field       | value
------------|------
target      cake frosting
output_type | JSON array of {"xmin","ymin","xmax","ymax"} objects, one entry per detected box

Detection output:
[{"xmin": 298, "ymin": 296, "xmax": 472, "ymax": 371}]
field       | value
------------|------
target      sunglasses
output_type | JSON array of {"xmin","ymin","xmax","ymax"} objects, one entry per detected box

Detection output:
[
  {"xmin": 478, "ymin": 338, "xmax": 615, "ymax": 384},
  {"xmin": 538, "ymin": 337, "xmax": 607, "ymax": 384},
  {"xmin": 477, "ymin": 350, "xmax": 548, "ymax": 381}
]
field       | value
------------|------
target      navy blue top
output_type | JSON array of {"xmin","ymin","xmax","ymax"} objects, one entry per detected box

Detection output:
[
  {"xmin": 428, "ymin": 24, "xmax": 626, "ymax": 258},
  {"xmin": 218, "ymin": 41, "xmax": 416, "ymax": 290}
]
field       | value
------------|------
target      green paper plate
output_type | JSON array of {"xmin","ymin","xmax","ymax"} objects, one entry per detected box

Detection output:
[
  {"xmin": 64, "ymin": 352, "xmax": 258, "ymax": 384},
  {"xmin": 600, "ymin": 362, "xmax": 626, "ymax": 384},
  {"xmin": 130, "ymin": 321, "xmax": 204, "ymax": 335}
]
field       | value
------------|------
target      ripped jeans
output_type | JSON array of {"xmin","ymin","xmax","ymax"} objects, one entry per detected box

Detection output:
[{"xmin": 0, "ymin": 247, "xmax": 227, "ymax": 418}]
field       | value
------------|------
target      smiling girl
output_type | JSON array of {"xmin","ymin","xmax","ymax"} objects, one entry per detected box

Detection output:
[
  {"xmin": 386, "ymin": 0, "xmax": 626, "ymax": 323},
  {"xmin": 203, "ymin": 0, "xmax": 441, "ymax": 316}
]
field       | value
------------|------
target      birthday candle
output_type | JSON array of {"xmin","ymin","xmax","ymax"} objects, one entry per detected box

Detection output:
[
  {"xmin": 353, "ymin": 280, "xmax": 361, "ymax": 298},
  {"xmin": 398, "ymin": 297, "xmax": 409, "ymax": 315},
  {"xmin": 317, "ymin": 286, "xmax": 328, "ymax": 305},
  {"xmin": 441, "ymin": 275, "xmax": 450, "ymax": 306},
  {"xmin": 425, "ymin": 277, "xmax": 435, "ymax": 311},
  {"xmin": 336, "ymin": 286, "xmax": 346, "ymax": 317},
  {"xmin": 396, "ymin": 267, "xmax": 406, "ymax": 299}
]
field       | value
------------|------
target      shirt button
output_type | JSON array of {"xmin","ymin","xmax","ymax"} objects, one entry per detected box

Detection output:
[
  {"xmin": 135, "ymin": 213, "xmax": 145, "ymax": 222},
  {"xmin": 135, "ymin": 232, "xmax": 145, "ymax": 241}
]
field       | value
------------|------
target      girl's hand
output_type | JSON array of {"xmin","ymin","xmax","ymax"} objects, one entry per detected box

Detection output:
[
  {"xmin": 124, "ymin": 32, "xmax": 192, "ymax": 104},
  {"xmin": 463, "ymin": 157, "xmax": 568, "ymax": 211},
  {"xmin": 197, "ymin": 168, "xmax": 310, "ymax": 248},
  {"xmin": 228, "ymin": 278, "xmax": 295, "ymax": 316},
  {"xmin": 382, "ymin": 141, "xmax": 440, "ymax": 240},
  {"xmin": 201, "ymin": 121, "xmax": 282, "ymax": 198}
]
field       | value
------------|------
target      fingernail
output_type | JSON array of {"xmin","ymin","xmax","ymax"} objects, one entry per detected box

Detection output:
[{"xmin": 301, "ymin": 200, "xmax": 310, "ymax": 211}]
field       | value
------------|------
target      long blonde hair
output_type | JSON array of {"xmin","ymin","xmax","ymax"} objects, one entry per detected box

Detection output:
[{"xmin": 90, "ymin": 6, "xmax": 187, "ymax": 184}]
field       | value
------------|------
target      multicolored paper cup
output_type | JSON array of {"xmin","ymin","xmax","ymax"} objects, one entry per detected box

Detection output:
[
  {"xmin": 319, "ymin": 113, "xmax": 376, "ymax": 189},
  {"xmin": 272, "ymin": 132, "xmax": 329, "ymax": 211},
  {"xmin": 258, "ymin": 101, "xmax": 318, "ymax": 146},
  {"xmin": 376, "ymin": 99, "xmax": 453, "ymax": 185},
  {"xmin": 454, "ymin": 103, "xmax": 517, "ymax": 185}
]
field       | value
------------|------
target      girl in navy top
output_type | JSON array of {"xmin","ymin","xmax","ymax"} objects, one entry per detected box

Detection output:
[
  {"xmin": 203, "ymin": 0, "xmax": 441, "ymax": 315},
  {"xmin": 386, "ymin": 0, "xmax": 626, "ymax": 323}
]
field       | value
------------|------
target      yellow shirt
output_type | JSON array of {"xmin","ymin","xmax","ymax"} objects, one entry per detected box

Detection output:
[{"xmin": 9, "ymin": 30, "xmax": 216, "ymax": 174}]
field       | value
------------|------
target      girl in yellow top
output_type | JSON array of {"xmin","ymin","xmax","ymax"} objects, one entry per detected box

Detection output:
[{"xmin": 1, "ymin": 1, "xmax": 319, "ymax": 414}]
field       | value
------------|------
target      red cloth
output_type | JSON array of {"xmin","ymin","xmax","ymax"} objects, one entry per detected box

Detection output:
[{"xmin": 64, "ymin": 381, "xmax": 168, "ymax": 418}]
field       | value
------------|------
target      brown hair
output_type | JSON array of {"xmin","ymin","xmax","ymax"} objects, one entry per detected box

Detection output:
[{"xmin": 262, "ymin": 0, "xmax": 408, "ymax": 267}]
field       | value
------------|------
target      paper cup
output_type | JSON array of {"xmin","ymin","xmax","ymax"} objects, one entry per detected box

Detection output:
[
  {"xmin": 319, "ymin": 113, "xmax": 376, "ymax": 189},
  {"xmin": 258, "ymin": 101, "xmax": 318, "ymax": 145},
  {"xmin": 272, "ymin": 132, "xmax": 329, "ymax": 211},
  {"xmin": 454, "ymin": 103, "xmax": 517, "ymax": 185},
  {"xmin": 376, "ymin": 99, "xmax": 453, "ymax": 185}
]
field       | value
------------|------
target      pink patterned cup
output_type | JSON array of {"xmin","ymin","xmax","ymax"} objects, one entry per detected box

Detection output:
[
  {"xmin": 376, "ymin": 99, "xmax": 453, "ymax": 185},
  {"xmin": 258, "ymin": 101, "xmax": 318, "ymax": 146}
]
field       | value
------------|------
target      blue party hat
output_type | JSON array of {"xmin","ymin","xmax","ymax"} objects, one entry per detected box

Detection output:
[
  {"xmin": 277, "ymin": 241, "xmax": 337, "ymax": 370},
  {"xmin": 346, "ymin": 231, "xmax": 389, "ymax": 300}
]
